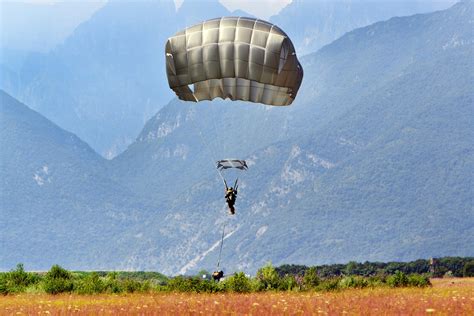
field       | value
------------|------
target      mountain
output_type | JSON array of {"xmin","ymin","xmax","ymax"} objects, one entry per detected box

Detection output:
[
  {"xmin": 0, "ymin": 1, "xmax": 106, "ymax": 53},
  {"xmin": 1, "ymin": 0, "xmax": 182, "ymax": 158},
  {"xmin": 111, "ymin": 1, "xmax": 473, "ymax": 274},
  {"xmin": 1, "ymin": 1, "xmax": 472, "ymax": 274},
  {"xmin": 0, "ymin": 0, "xmax": 452, "ymax": 158},
  {"xmin": 270, "ymin": 0, "xmax": 457, "ymax": 54},
  {"xmin": 0, "ymin": 90, "xmax": 160, "ymax": 271},
  {"xmin": 0, "ymin": 0, "xmax": 241, "ymax": 159}
]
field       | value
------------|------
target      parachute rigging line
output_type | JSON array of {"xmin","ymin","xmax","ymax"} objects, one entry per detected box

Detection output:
[
  {"xmin": 188, "ymin": 113, "xmax": 226, "ymax": 184},
  {"xmin": 216, "ymin": 223, "xmax": 226, "ymax": 269}
]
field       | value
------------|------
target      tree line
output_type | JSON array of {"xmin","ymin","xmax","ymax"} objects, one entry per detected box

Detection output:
[
  {"xmin": 275, "ymin": 257, "xmax": 474, "ymax": 278},
  {"xmin": 2, "ymin": 256, "xmax": 473, "ymax": 295}
]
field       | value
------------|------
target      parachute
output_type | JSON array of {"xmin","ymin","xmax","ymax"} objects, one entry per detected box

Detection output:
[
  {"xmin": 216, "ymin": 159, "xmax": 248, "ymax": 171},
  {"xmin": 163, "ymin": 17, "xmax": 301, "ymax": 269},
  {"xmin": 165, "ymin": 17, "xmax": 303, "ymax": 106}
]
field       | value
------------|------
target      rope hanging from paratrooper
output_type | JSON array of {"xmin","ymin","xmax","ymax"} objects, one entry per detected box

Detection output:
[{"xmin": 216, "ymin": 223, "xmax": 226, "ymax": 270}]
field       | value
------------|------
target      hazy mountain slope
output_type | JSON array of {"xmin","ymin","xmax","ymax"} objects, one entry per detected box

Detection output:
[
  {"xmin": 0, "ymin": 91, "xmax": 159, "ymax": 271},
  {"xmin": 1, "ymin": 0, "xmax": 180, "ymax": 158},
  {"xmin": 111, "ymin": 1, "xmax": 473, "ymax": 274},
  {"xmin": 0, "ymin": 1, "xmax": 105, "ymax": 53},
  {"xmin": 270, "ymin": 0, "xmax": 457, "ymax": 54},
  {"xmin": 1, "ymin": 0, "xmax": 452, "ymax": 159}
]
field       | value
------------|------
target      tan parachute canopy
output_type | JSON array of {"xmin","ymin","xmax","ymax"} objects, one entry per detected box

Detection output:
[{"xmin": 165, "ymin": 17, "xmax": 303, "ymax": 106}]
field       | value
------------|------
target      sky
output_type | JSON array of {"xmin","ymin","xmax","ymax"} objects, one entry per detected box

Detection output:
[
  {"xmin": 0, "ymin": 0, "xmax": 291, "ymax": 52},
  {"xmin": 175, "ymin": 0, "xmax": 292, "ymax": 18}
]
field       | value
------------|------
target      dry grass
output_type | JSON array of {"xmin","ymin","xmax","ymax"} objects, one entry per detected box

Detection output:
[{"xmin": 1, "ymin": 278, "xmax": 473, "ymax": 315}]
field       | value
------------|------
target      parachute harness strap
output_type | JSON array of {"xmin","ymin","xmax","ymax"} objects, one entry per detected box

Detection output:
[
  {"xmin": 216, "ymin": 223, "xmax": 226, "ymax": 270},
  {"xmin": 188, "ymin": 111, "xmax": 226, "ymax": 184}
]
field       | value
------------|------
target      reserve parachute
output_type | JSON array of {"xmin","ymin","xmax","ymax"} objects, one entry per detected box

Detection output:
[
  {"xmin": 216, "ymin": 159, "xmax": 248, "ymax": 171},
  {"xmin": 165, "ymin": 17, "xmax": 303, "ymax": 106}
]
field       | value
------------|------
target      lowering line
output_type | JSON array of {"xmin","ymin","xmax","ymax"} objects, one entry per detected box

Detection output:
[
  {"xmin": 188, "ymin": 113, "xmax": 226, "ymax": 184},
  {"xmin": 216, "ymin": 223, "xmax": 226, "ymax": 270}
]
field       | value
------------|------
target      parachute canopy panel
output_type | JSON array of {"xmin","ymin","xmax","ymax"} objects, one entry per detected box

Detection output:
[
  {"xmin": 217, "ymin": 159, "xmax": 248, "ymax": 171},
  {"xmin": 165, "ymin": 17, "xmax": 303, "ymax": 106}
]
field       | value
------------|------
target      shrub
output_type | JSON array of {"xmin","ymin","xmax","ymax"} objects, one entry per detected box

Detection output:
[
  {"xmin": 463, "ymin": 261, "xmax": 474, "ymax": 277},
  {"xmin": 316, "ymin": 278, "xmax": 341, "ymax": 292},
  {"xmin": 366, "ymin": 276, "xmax": 385, "ymax": 288},
  {"xmin": 0, "ymin": 264, "xmax": 40, "ymax": 294},
  {"xmin": 166, "ymin": 276, "xmax": 221, "ymax": 293},
  {"xmin": 278, "ymin": 275, "xmax": 299, "ymax": 291},
  {"xmin": 224, "ymin": 272, "xmax": 252, "ymax": 293},
  {"xmin": 303, "ymin": 267, "xmax": 320, "ymax": 289},
  {"xmin": 102, "ymin": 272, "xmax": 124, "ymax": 293},
  {"xmin": 0, "ymin": 274, "xmax": 7, "ymax": 295},
  {"xmin": 74, "ymin": 272, "xmax": 105, "ymax": 294},
  {"xmin": 256, "ymin": 263, "xmax": 280, "ymax": 290},
  {"xmin": 386, "ymin": 271, "xmax": 409, "ymax": 287},
  {"xmin": 123, "ymin": 279, "xmax": 151, "ymax": 293},
  {"xmin": 339, "ymin": 276, "xmax": 368, "ymax": 289},
  {"xmin": 407, "ymin": 274, "xmax": 431, "ymax": 287},
  {"xmin": 43, "ymin": 265, "xmax": 73, "ymax": 294}
]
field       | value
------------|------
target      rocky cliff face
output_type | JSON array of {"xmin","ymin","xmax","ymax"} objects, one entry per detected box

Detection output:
[{"xmin": 1, "ymin": 2, "xmax": 472, "ymax": 274}]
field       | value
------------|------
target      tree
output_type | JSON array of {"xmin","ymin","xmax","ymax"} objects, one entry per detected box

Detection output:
[
  {"xmin": 256, "ymin": 263, "xmax": 280, "ymax": 290},
  {"xmin": 463, "ymin": 261, "xmax": 474, "ymax": 277},
  {"xmin": 303, "ymin": 267, "xmax": 320, "ymax": 289},
  {"xmin": 43, "ymin": 265, "xmax": 73, "ymax": 294}
]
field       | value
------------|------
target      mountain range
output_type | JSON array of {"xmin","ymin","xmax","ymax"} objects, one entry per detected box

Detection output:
[
  {"xmin": 0, "ymin": 0, "xmax": 456, "ymax": 158},
  {"xmin": 1, "ymin": 1, "xmax": 472, "ymax": 274}
]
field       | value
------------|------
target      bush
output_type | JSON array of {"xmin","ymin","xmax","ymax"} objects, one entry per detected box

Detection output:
[
  {"xmin": 407, "ymin": 274, "xmax": 431, "ymax": 287},
  {"xmin": 0, "ymin": 264, "xmax": 40, "ymax": 294},
  {"xmin": 166, "ymin": 276, "xmax": 221, "ymax": 293},
  {"xmin": 303, "ymin": 267, "xmax": 320, "ymax": 289},
  {"xmin": 316, "ymin": 278, "xmax": 341, "ymax": 292},
  {"xmin": 74, "ymin": 272, "xmax": 105, "ymax": 294},
  {"xmin": 463, "ymin": 261, "xmax": 474, "ymax": 277},
  {"xmin": 0, "ymin": 274, "xmax": 7, "ymax": 295},
  {"xmin": 386, "ymin": 271, "xmax": 409, "ymax": 287},
  {"xmin": 103, "ymin": 272, "xmax": 124, "ymax": 293},
  {"xmin": 278, "ymin": 275, "xmax": 299, "ymax": 291},
  {"xmin": 123, "ymin": 279, "xmax": 151, "ymax": 293},
  {"xmin": 224, "ymin": 272, "xmax": 252, "ymax": 293},
  {"xmin": 339, "ymin": 276, "xmax": 368, "ymax": 289},
  {"xmin": 366, "ymin": 276, "xmax": 385, "ymax": 288},
  {"xmin": 256, "ymin": 263, "xmax": 280, "ymax": 290},
  {"xmin": 43, "ymin": 265, "xmax": 74, "ymax": 294}
]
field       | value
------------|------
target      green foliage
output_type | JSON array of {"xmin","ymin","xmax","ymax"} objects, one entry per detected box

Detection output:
[
  {"xmin": 0, "ymin": 264, "xmax": 41, "ymax": 294},
  {"xmin": 462, "ymin": 261, "xmax": 474, "ymax": 277},
  {"xmin": 275, "ymin": 264, "xmax": 307, "ymax": 277},
  {"xmin": 0, "ymin": 274, "xmax": 8, "ymax": 295},
  {"xmin": 303, "ymin": 267, "xmax": 320, "ymax": 289},
  {"xmin": 224, "ymin": 272, "xmax": 252, "ymax": 293},
  {"xmin": 316, "ymin": 278, "xmax": 341, "ymax": 292},
  {"xmin": 166, "ymin": 276, "xmax": 221, "ymax": 293},
  {"xmin": 256, "ymin": 263, "xmax": 280, "ymax": 290},
  {"xmin": 277, "ymin": 257, "xmax": 474, "ymax": 279},
  {"xmin": 407, "ymin": 274, "xmax": 431, "ymax": 287},
  {"xmin": 338, "ymin": 276, "xmax": 369, "ymax": 289},
  {"xmin": 43, "ymin": 265, "xmax": 74, "ymax": 294},
  {"xmin": 278, "ymin": 275, "xmax": 299, "ymax": 291},
  {"xmin": 74, "ymin": 272, "xmax": 105, "ymax": 294},
  {"xmin": 386, "ymin": 271, "xmax": 409, "ymax": 288},
  {"xmin": 123, "ymin": 279, "xmax": 151, "ymax": 293},
  {"xmin": 0, "ymin": 260, "xmax": 458, "ymax": 295}
]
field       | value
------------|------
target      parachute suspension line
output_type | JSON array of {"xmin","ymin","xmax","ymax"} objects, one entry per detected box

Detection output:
[
  {"xmin": 188, "ymin": 111, "xmax": 226, "ymax": 184},
  {"xmin": 216, "ymin": 223, "xmax": 226, "ymax": 270}
]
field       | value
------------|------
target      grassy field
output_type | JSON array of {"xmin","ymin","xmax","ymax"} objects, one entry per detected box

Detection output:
[{"xmin": 1, "ymin": 278, "xmax": 472, "ymax": 315}]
